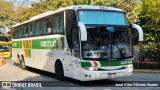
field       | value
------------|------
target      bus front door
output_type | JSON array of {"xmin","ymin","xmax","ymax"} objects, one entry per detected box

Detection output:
[{"xmin": 65, "ymin": 48, "xmax": 73, "ymax": 78}]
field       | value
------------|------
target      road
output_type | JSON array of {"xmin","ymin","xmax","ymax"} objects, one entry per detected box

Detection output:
[{"xmin": 0, "ymin": 59, "xmax": 160, "ymax": 90}]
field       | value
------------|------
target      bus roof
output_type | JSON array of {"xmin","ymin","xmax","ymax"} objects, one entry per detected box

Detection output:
[{"xmin": 12, "ymin": 5, "xmax": 124, "ymax": 27}]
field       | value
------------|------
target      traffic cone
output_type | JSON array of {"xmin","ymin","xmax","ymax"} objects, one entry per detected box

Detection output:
[
  {"xmin": 0, "ymin": 52, "xmax": 6, "ymax": 66},
  {"xmin": 2, "ymin": 58, "xmax": 6, "ymax": 65},
  {"xmin": 0, "ymin": 58, "xmax": 2, "ymax": 66}
]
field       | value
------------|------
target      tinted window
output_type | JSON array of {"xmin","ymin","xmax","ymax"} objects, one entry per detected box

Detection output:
[
  {"xmin": 44, "ymin": 16, "xmax": 53, "ymax": 34},
  {"xmin": 35, "ymin": 20, "xmax": 42, "ymax": 36},
  {"xmin": 0, "ymin": 36, "xmax": 8, "ymax": 41},
  {"xmin": 78, "ymin": 10, "xmax": 128, "ymax": 25},
  {"xmin": 28, "ymin": 23, "xmax": 34, "ymax": 36},
  {"xmin": 65, "ymin": 10, "xmax": 78, "ymax": 53},
  {"xmin": 53, "ymin": 12, "xmax": 64, "ymax": 34}
]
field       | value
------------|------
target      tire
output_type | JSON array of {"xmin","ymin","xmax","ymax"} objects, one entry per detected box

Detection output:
[
  {"xmin": 21, "ymin": 56, "xmax": 27, "ymax": 70},
  {"xmin": 17, "ymin": 56, "xmax": 21, "ymax": 68},
  {"xmin": 55, "ymin": 61, "xmax": 65, "ymax": 80}
]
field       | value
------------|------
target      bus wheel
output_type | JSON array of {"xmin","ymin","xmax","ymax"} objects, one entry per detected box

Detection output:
[
  {"xmin": 21, "ymin": 56, "xmax": 27, "ymax": 70},
  {"xmin": 55, "ymin": 61, "xmax": 65, "ymax": 80},
  {"xmin": 17, "ymin": 56, "xmax": 21, "ymax": 68}
]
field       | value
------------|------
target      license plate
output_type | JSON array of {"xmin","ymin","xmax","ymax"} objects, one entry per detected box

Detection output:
[{"xmin": 108, "ymin": 73, "xmax": 116, "ymax": 78}]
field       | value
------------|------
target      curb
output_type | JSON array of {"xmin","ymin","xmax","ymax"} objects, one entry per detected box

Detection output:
[{"xmin": 133, "ymin": 69, "xmax": 160, "ymax": 73}]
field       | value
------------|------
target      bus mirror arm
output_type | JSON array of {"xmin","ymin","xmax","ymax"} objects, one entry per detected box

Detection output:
[
  {"xmin": 78, "ymin": 22, "xmax": 87, "ymax": 41},
  {"xmin": 132, "ymin": 24, "xmax": 144, "ymax": 41}
]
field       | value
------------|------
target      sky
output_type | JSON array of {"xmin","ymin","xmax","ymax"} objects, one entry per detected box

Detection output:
[{"xmin": 5, "ymin": 0, "xmax": 42, "ymax": 6}]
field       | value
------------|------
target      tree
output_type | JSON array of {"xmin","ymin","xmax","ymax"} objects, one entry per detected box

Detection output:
[
  {"xmin": 11, "ymin": 5, "xmax": 30, "ymax": 22},
  {"xmin": 139, "ymin": 0, "xmax": 160, "ymax": 47},
  {"xmin": 0, "ymin": 0, "xmax": 14, "ymax": 32},
  {"xmin": 110, "ymin": 0, "xmax": 142, "ymax": 24}
]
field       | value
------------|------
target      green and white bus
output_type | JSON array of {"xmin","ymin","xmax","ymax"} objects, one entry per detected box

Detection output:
[{"xmin": 12, "ymin": 5, "xmax": 143, "ymax": 81}]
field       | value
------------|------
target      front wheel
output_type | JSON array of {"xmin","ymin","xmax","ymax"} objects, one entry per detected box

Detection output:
[{"xmin": 55, "ymin": 61, "xmax": 65, "ymax": 80}]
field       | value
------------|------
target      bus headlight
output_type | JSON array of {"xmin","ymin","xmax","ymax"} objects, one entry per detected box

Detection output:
[
  {"xmin": 84, "ymin": 67, "xmax": 98, "ymax": 71},
  {"xmin": 127, "ymin": 64, "xmax": 133, "ymax": 68}
]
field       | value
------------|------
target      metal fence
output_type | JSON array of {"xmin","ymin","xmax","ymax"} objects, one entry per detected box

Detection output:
[{"xmin": 133, "ymin": 46, "xmax": 160, "ymax": 69}]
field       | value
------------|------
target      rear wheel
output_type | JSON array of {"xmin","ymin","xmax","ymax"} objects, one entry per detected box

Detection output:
[
  {"xmin": 17, "ymin": 56, "xmax": 21, "ymax": 68},
  {"xmin": 55, "ymin": 61, "xmax": 65, "ymax": 80},
  {"xmin": 21, "ymin": 56, "xmax": 27, "ymax": 70}
]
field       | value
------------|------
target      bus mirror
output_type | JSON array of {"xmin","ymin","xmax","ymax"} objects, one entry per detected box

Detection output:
[
  {"xmin": 78, "ymin": 22, "xmax": 87, "ymax": 41},
  {"xmin": 132, "ymin": 24, "xmax": 144, "ymax": 41}
]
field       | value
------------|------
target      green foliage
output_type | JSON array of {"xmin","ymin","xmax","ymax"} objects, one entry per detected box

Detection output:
[
  {"xmin": 111, "ymin": 0, "xmax": 142, "ymax": 23},
  {"xmin": 18, "ymin": 0, "xmax": 142, "ymax": 24},
  {"xmin": 0, "ymin": 0, "xmax": 14, "ymax": 29},
  {"xmin": 139, "ymin": 0, "xmax": 160, "ymax": 47}
]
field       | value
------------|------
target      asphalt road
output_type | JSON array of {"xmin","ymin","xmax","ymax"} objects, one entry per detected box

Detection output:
[{"xmin": 0, "ymin": 59, "xmax": 160, "ymax": 90}]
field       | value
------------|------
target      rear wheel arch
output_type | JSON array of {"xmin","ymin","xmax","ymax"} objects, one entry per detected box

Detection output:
[
  {"xmin": 21, "ymin": 54, "xmax": 27, "ymax": 70},
  {"xmin": 17, "ymin": 54, "xmax": 21, "ymax": 67}
]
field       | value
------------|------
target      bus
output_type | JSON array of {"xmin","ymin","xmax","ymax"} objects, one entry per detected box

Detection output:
[
  {"xmin": 0, "ymin": 35, "xmax": 12, "ymax": 58},
  {"xmin": 11, "ymin": 5, "xmax": 143, "ymax": 81}
]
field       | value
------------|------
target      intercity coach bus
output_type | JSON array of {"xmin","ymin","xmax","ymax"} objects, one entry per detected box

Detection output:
[{"xmin": 11, "ymin": 5, "xmax": 143, "ymax": 81}]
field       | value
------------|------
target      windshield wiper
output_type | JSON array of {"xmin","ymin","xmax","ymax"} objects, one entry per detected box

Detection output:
[{"xmin": 113, "ymin": 42, "xmax": 126, "ymax": 59}]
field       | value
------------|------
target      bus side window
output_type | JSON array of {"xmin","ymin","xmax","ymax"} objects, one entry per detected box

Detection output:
[
  {"xmin": 28, "ymin": 23, "xmax": 33, "ymax": 37},
  {"xmin": 43, "ymin": 18, "xmax": 47, "ymax": 34},
  {"xmin": 66, "ymin": 10, "xmax": 78, "ymax": 57},
  {"xmin": 19, "ymin": 27, "xmax": 22, "ymax": 38},
  {"xmin": 14, "ymin": 27, "xmax": 17, "ymax": 39},
  {"xmin": 26, "ymin": 24, "xmax": 29, "ymax": 37},
  {"xmin": 19, "ymin": 26, "xmax": 22, "ymax": 38},
  {"xmin": 23, "ymin": 24, "xmax": 28, "ymax": 37},
  {"xmin": 32, "ymin": 22, "xmax": 35, "ymax": 36},
  {"xmin": 17, "ymin": 27, "xmax": 20, "ymax": 38},
  {"xmin": 45, "ymin": 16, "xmax": 53, "ymax": 34},
  {"xmin": 24, "ymin": 25, "xmax": 27, "ymax": 37},
  {"xmin": 22, "ymin": 25, "xmax": 25, "ymax": 37},
  {"xmin": 72, "ymin": 28, "xmax": 80, "ymax": 58},
  {"xmin": 37, "ymin": 21, "xmax": 40, "ymax": 36},
  {"xmin": 12, "ymin": 28, "xmax": 14, "ymax": 39},
  {"xmin": 53, "ymin": 12, "xmax": 64, "ymax": 34},
  {"xmin": 35, "ymin": 20, "xmax": 42, "ymax": 36},
  {"xmin": 40, "ymin": 20, "xmax": 43, "ymax": 35},
  {"xmin": 59, "ymin": 12, "xmax": 64, "ymax": 34},
  {"xmin": 54, "ymin": 15, "xmax": 59, "ymax": 33}
]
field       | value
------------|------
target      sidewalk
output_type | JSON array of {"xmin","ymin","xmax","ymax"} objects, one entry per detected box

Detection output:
[
  {"xmin": 0, "ymin": 59, "xmax": 43, "ymax": 81},
  {"xmin": 133, "ymin": 69, "xmax": 160, "ymax": 73}
]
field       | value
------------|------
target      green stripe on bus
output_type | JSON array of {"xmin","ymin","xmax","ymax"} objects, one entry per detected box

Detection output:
[
  {"xmin": 26, "ymin": 40, "xmax": 29, "ymax": 48},
  {"xmin": 12, "ymin": 37, "xmax": 65, "ymax": 49},
  {"xmin": 27, "ymin": 49, "xmax": 31, "ymax": 58},
  {"xmin": 81, "ymin": 62, "xmax": 92, "ymax": 67},
  {"xmin": 60, "ymin": 37, "xmax": 64, "ymax": 49},
  {"xmin": 12, "ymin": 41, "xmax": 22, "ymax": 48},
  {"xmin": 100, "ymin": 60, "xmax": 132, "ymax": 66},
  {"xmin": 81, "ymin": 60, "xmax": 133, "ymax": 67},
  {"xmin": 33, "ymin": 38, "xmax": 58, "ymax": 49}
]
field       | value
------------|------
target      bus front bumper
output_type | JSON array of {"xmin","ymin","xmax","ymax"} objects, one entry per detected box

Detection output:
[
  {"xmin": 3, "ymin": 52, "xmax": 11, "ymax": 58},
  {"xmin": 80, "ymin": 67, "xmax": 133, "ymax": 81}
]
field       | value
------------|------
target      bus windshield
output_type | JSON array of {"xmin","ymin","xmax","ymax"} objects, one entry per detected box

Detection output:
[
  {"xmin": 78, "ymin": 10, "xmax": 128, "ymax": 25},
  {"xmin": 81, "ymin": 26, "xmax": 132, "ymax": 60},
  {"xmin": 0, "ymin": 35, "xmax": 8, "ymax": 42},
  {"xmin": 0, "ymin": 45, "xmax": 9, "ymax": 52}
]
